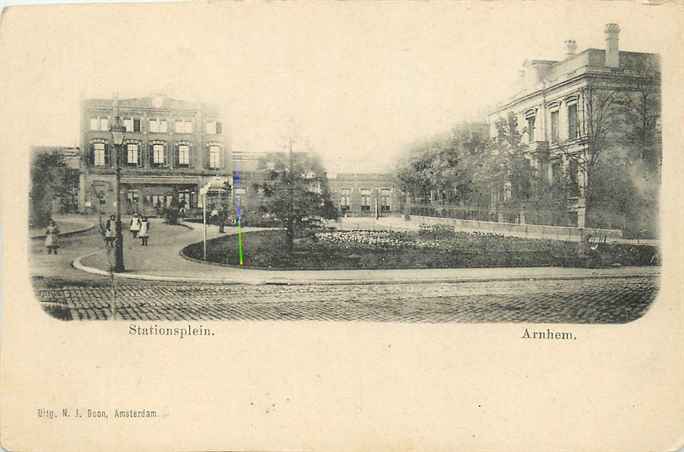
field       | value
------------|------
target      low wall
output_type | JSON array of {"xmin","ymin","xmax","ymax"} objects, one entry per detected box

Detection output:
[{"xmin": 409, "ymin": 215, "xmax": 623, "ymax": 241}]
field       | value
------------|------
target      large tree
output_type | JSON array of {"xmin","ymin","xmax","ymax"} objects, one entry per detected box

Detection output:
[
  {"xmin": 256, "ymin": 150, "xmax": 336, "ymax": 252},
  {"xmin": 556, "ymin": 61, "xmax": 660, "ymax": 235},
  {"xmin": 30, "ymin": 149, "xmax": 69, "ymax": 227},
  {"xmin": 396, "ymin": 122, "xmax": 490, "ymax": 214}
]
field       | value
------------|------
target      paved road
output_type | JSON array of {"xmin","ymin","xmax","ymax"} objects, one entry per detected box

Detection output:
[{"xmin": 34, "ymin": 276, "xmax": 658, "ymax": 323}]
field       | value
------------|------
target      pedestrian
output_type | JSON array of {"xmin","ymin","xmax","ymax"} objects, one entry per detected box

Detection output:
[
  {"xmin": 129, "ymin": 213, "xmax": 141, "ymax": 238},
  {"xmin": 138, "ymin": 216, "xmax": 150, "ymax": 246},
  {"xmin": 210, "ymin": 205, "xmax": 219, "ymax": 225},
  {"xmin": 104, "ymin": 215, "xmax": 116, "ymax": 248},
  {"xmin": 44, "ymin": 219, "xmax": 60, "ymax": 255}
]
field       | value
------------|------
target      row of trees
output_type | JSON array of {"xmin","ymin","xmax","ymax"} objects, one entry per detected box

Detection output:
[{"xmin": 396, "ymin": 70, "xmax": 661, "ymax": 237}]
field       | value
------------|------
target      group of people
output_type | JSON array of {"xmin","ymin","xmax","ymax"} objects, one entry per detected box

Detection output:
[
  {"xmin": 104, "ymin": 213, "xmax": 151, "ymax": 247},
  {"xmin": 43, "ymin": 213, "xmax": 152, "ymax": 256}
]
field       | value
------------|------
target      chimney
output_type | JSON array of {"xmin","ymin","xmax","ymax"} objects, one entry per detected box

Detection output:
[
  {"xmin": 604, "ymin": 23, "xmax": 621, "ymax": 68},
  {"xmin": 564, "ymin": 39, "xmax": 577, "ymax": 58}
]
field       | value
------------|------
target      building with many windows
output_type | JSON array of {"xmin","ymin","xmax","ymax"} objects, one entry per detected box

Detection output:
[
  {"xmin": 229, "ymin": 152, "xmax": 402, "ymax": 218},
  {"xmin": 328, "ymin": 173, "xmax": 401, "ymax": 217},
  {"xmin": 79, "ymin": 94, "xmax": 229, "ymax": 215},
  {"xmin": 488, "ymin": 24, "xmax": 660, "ymax": 230}
]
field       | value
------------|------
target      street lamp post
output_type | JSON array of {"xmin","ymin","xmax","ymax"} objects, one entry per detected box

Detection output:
[{"xmin": 110, "ymin": 107, "xmax": 126, "ymax": 273}]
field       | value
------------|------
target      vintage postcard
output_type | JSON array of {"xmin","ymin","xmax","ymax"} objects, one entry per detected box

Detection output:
[{"xmin": 1, "ymin": 1, "xmax": 683, "ymax": 451}]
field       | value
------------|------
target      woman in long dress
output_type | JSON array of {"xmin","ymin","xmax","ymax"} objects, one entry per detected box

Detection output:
[{"xmin": 44, "ymin": 219, "xmax": 60, "ymax": 255}]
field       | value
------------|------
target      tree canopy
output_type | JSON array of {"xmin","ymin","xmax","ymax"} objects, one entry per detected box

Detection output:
[{"xmin": 256, "ymin": 151, "xmax": 337, "ymax": 250}]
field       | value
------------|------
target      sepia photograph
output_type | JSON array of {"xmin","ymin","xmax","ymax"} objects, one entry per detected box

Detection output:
[
  {"xmin": 27, "ymin": 7, "xmax": 660, "ymax": 323},
  {"xmin": 2, "ymin": 2, "xmax": 683, "ymax": 452}
]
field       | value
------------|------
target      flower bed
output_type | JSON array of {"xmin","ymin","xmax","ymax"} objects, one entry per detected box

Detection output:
[{"xmin": 181, "ymin": 228, "xmax": 658, "ymax": 270}]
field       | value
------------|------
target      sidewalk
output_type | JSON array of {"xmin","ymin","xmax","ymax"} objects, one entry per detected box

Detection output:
[{"xmin": 74, "ymin": 220, "xmax": 660, "ymax": 285}]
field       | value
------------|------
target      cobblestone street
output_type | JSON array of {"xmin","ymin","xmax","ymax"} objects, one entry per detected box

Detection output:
[{"xmin": 34, "ymin": 275, "xmax": 658, "ymax": 323}]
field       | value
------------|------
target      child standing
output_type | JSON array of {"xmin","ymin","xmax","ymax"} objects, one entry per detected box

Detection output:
[
  {"xmin": 138, "ymin": 216, "xmax": 150, "ymax": 246},
  {"xmin": 104, "ymin": 215, "xmax": 115, "ymax": 248},
  {"xmin": 129, "ymin": 213, "xmax": 141, "ymax": 238},
  {"xmin": 44, "ymin": 219, "xmax": 60, "ymax": 255}
]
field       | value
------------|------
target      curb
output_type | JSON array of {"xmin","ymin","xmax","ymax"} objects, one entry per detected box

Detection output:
[
  {"xmin": 72, "ymin": 250, "xmax": 660, "ymax": 286},
  {"xmin": 32, "ymin": 223, "xmax": 96, "ymax": 240}
]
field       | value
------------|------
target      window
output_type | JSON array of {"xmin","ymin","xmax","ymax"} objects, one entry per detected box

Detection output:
[
  {"xmin": 503, "ymin": 182, "xmax": 512, "ymax": 202},
  {"xmin": 175, "ymin": 120, "xmax": 193, "ymax": 134},
  {"xmin": 126, "ymin": 190, "xmax": 139, "ymax": 210},
  {"xmin": 126, "ymin": 144, "xmax": 139, "ymax": 165},
  {"xmin": 550, "ymin": 110, "xmax": 559, "ymax": 143},
  {"xmin": 149, "ymin": 118, "xmax": 167, "ymax": 133},
  {"xmin": 567, "ymin": 104, "xmax": 578, "ymax": 140},
  {"xmin": 380, "ymin": 189, "xmax": 391, "ymax": 211},
  {"xmin": 90, "ymin": 117, "xmax": 109, "ymax": 131},
  {"xmin": 93, "ymin": 143, "xmax": 105, "ymax": 166},
  {"xmin": 124, "ymin": 118, "xmax": 133, "ymax": 132},
  {"xmin": 178, "ymin": 145, "xmax": 190, "ymax": 166},
  {"xmin": 152, "ymin": 144, "xmax": 165, "ymax": 165},
  {"xmin": 360, "ymin": 189, "xmax": 371, "ymax": 212},
  {"xmin": 340, "ymin": 189, "xmax": 351, "ymax": 209},
  {"xmin": 209, "ymin": 146, "xmax": 221, "ymax": 168},
  {"xmin": 206, "ymin": 121, "xmax": 223, "ymax": 134},
  {"xmin": 178, "ymin": 191, "xmax": 193, "ymax": 208},
  {"xmin": 526, "ymin": 116, "xmax": 536, "ymax": 142}
]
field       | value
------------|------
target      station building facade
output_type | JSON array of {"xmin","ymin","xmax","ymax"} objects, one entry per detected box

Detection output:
[{"xmin": 79, "ymin": 94, "xmax": 229, "ymax": 216}]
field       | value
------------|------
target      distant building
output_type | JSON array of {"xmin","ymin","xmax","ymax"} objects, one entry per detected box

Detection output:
[
  {"xmin": 230, "ymin": 152, "xmax": 401, "ymax": 218},
  {"xmin": 79, "ymin": 94, "xmax": 229, "ymax": 215},
  {"xmin": 328, "ymin": 173, "xmax": 401, "ymax": 217},
  {"xmin": 488, "ymin": 24, "xmax": 661, "ymax": 229}
]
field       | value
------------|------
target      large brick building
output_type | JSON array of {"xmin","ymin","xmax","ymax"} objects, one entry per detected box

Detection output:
[
  {"xmin": 79, "ymin": 94, "xmax": 229, "ymax": 216},
  {"xmin": 328, "ymin": 173, "xmax": 401, "ymax": 217},
  {"xmin": 488, "ymin": 24, "xmax": 660, "ymax": 229}
]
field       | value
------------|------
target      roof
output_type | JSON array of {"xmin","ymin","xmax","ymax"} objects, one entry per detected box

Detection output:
[
  {"xmin": 492, "ymin": 48, "xmax": 660, "ymax": 113},
  {"xmin": 83, "ymin": 95, "xmax": 219, "ymax": 114}
]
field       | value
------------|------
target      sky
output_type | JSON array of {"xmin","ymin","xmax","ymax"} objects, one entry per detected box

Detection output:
[{"xmin": 1, "ymin": 1, "xmax": 679, "ymax": 174}]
